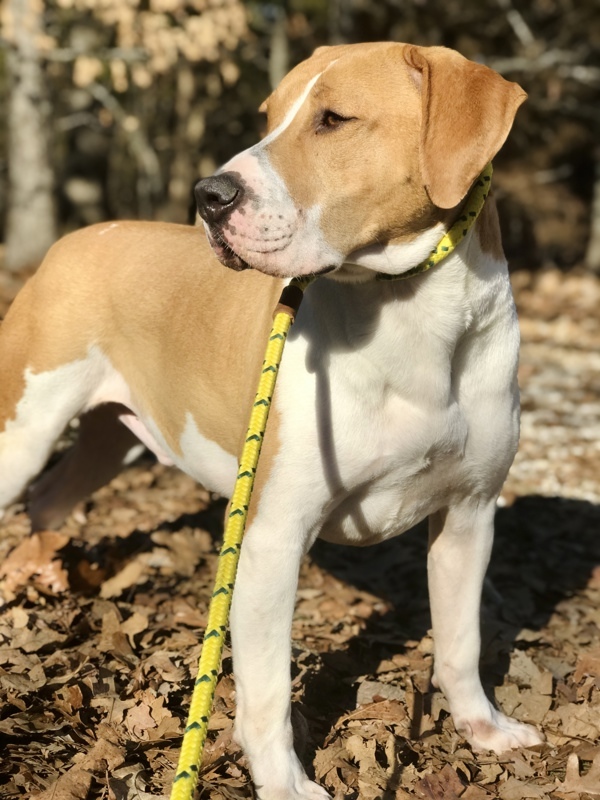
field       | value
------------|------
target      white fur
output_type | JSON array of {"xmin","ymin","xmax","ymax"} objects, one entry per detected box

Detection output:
[
  {"xmin": 178, "ymin": 412, "xmax": 238, "ymax": 496},
  {"xmin": 344, "ymin": 222, "xmax": 447, "ymax": 279},
  {"xmin": 0, "ymin": 357, "xmax": 100, "ymax": 508},
  {"xmin": 95, "ymin": 364, "xmax": 238, "ymax": 495},
  {"xmin": 0, "ymin": 348, "xmax": 141, "ymax": 510},
  {"xmin": 260, "ymin": 73, "xmax": 323, "ymax": 147},
  {"xmin": 122, "ymin": 410, "xmax": 237, "ymax": 496},
  {"xmin": 98, "ymin": 223, "xmax": 119, "ymax": 235},
  {"xmin": 119, "ymin": 414, "xmax": 174, "ymax": 466}
]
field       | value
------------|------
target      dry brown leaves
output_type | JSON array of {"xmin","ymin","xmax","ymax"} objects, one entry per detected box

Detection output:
[
  {"xmin": 1, "ymin": 269, "xmax": 599, "ymax": 799},
  {"xmin": 506, "ymin": 269, "xmax": 600, "ymax": 506}
]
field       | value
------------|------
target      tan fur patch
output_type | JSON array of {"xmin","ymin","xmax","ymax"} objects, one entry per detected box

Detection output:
[
  {"xmin": 0, "ymin": 280, "xmax": 39, "ymax": 431},
  {"xmin": 0, "ymin": 222, "xmax": 285, "ymax": 464}
]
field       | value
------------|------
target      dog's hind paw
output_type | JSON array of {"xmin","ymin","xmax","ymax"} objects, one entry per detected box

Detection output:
[{"xmin": 458, "ymin": 708, "xmax": 545, "ymax": 753}]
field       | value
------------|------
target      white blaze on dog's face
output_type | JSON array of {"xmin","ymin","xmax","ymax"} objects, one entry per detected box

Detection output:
[{"xmin": 196, "ymin": 42, "xmax": 526, "ymax": 280}]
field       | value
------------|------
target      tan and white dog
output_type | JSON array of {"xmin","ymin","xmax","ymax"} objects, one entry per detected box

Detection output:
[{"xmin": 1, "ymin": 42, "xmax": 542, "ymax": 799}]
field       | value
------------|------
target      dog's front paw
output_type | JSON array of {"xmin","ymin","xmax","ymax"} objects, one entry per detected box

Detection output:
[
  {"xmin": 256, "ymin": 777, "xmax": 331, "ymax": 800},
  {"xmin": 457, "ymin": 706, "xmax": 545, "ymax": 753},
  {"xmin": 244, "ymin": 737, "xmax": 332, "ymax": 800},
  {"xmin": 302, "ymin": 781, "xmax": 332, "ymax": 800}
]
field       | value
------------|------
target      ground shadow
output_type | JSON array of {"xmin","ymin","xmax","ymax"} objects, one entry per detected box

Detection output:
[{"xmin": 55, "ymin": 495, "xmax": 228, "ymax": 594}]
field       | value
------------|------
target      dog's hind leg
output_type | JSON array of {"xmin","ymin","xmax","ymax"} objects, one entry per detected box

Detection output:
[
  {"xmin": 0, "ymin": 354, "xmax": 105, "ymax": 520},
  {"xmin": 0, "ymin": 286, "xmax": 107, "ymax": 520},
  {"xmin": 28, "ymin": 403, "xmax": 142, "ymax": 531},
  {"xmin": 428, "ymin": 500, "xmax": 544, "ymax": 752}
]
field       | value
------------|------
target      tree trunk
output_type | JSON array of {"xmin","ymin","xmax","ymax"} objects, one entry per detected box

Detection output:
[
  {"xmin": 328, "ymin": 0, "xmax": 353, "ymax": 45},
  {"xmin": 268, "ymin": 9, "xmax": 289, "ymax": 90},
  {"xmin": 5, "ymin": 0, "xmax": 56, "ymax": 272},
  {"xmin": 586, "ymin": 151, "xmax": 600, "ymax": 273}
]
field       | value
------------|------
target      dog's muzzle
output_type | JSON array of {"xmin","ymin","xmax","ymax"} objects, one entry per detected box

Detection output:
[{"xmin": 195, "ymin": 173, "xmax": 251, "ymax": 271}]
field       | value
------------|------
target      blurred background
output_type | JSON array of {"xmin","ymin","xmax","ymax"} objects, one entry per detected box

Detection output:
[{"xmin": 0, "ymin": 0, "xmax": 599, "ymax": 276}]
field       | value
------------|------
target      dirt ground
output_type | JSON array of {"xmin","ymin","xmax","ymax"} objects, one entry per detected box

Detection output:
[{"xmin": 0, "ymin": 267, "xmax": 599, "ymax": 800}]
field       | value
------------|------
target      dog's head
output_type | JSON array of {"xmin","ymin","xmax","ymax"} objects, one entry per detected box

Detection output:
[{"xmin": 195, "ymin": 42, "xmax": 525, "ymax": 281}]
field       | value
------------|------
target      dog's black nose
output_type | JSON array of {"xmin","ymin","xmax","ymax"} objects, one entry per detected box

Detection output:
[{"xmin": 195, "ymin": 173, "xmax": 243, "ymax": 225}]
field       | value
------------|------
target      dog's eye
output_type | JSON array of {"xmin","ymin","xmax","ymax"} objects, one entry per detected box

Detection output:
[{"xmin": 316, "ymin": 110, "xmax": 354, "ymax": 133}]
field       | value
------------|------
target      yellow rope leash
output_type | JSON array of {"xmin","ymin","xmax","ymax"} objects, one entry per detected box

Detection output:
[
  {"xmin": 170, "ymin": 277, "xmax": 311, "ymax": 800},
  {"xmin": 169, "ymin": 166, "xmax": 492, "ymax": 800}
]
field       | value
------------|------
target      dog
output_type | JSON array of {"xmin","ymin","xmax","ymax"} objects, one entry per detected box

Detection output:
[{"xmin": 0, "ymin": 42, "xmax": 542, "ymax": 799}]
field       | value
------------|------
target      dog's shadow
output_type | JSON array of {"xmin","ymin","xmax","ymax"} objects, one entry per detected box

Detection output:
[{"xmin": 300, "ymin": 495, "xmax": 600, "ymax": 779}]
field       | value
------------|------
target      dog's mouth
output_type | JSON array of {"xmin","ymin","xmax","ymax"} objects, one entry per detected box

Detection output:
[
  {"xmin": 205, "ymin": 226, "xmax": 251, "ymax": 272},
  {"xmin": 204, "ymin": 225, "xmax": 340, "ymax": 280}
]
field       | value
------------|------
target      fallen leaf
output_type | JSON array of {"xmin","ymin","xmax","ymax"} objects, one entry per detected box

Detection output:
[
  {"xmin": 33, "ymin": 765, "xmax": 92, "ymax": 800},
  {"xmin": 120, "ymin": 610, "xmax": 149, "ymax": 645},
  {"xmin": 356, "ymin": 679, "xmax": 406, "ymax": 705},
  {"xmin": 415, "ymin": 764, "xmax": 466, "ymax": 799},
  {"xmin": 12, "ymin": 606, "xmax": 29, "ymax": 628},
  {"xmin": 508, "ymin": 650, "xmax": 543, "ymax": 688},
  {"xmin": 573, "ymin": 650, "xmax": 600, "ymax": 684},
  {"xmin": 125, "ymin": 702, "xmax": 156, "ymax": 740},
  {"xmin": 556, "ymin": 752, "xmax": 600, "ymax": 796},
  {"xmin": 72, "ymin": 737, "xmax": 125, "ymax": 772},
  {"xmin": 142, "ymin": 651, "xmax": 185, "ymax": 683},
  {"xmin": 100, "ymin": 558, "xmax": 147, "ymax": 599},
  {"xmin": 498, "ymin": 776, "xmax": 554, "ymax": 799},
  {"xmin": 338, "ymin": 699, "xmax": 407, "ymax": 726},
  {"xmin": 479, "ymin": 762, "xmax": 503, "ymax": 784},
  {"xmin": 462, "ymin": 786, "xmax": 494, "ymax": 799},
  {"xmin": 108, "ymin": 763, "xmax": 166, "ymax": 799},
  {"xmin": 514, "ymin": 687, "xmax": 553, "ymax": 724},
  {"xmin": 0, "ymin": 533, "xmax": 70, "ymax": 596},
  {"xmin": 551, "ymin": 702, "xmax": 600, "ymax": 740}
]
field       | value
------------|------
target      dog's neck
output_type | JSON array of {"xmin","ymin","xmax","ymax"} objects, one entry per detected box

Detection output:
[{"xmin": 336, "ymin": 164, "xmax": 492, "ymax": 285}]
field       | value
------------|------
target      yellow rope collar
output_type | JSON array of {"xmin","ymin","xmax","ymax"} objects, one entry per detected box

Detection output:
[
  {"xmin": 170, "ymin": 168, "xmax": 493, "ymax": 800},
  {"xmin": 376, "ymin": 162, "xmax": 493, "ymax": 281}
]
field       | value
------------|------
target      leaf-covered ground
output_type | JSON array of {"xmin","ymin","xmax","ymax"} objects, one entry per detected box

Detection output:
[{"xmin": 0, "ymin": 269, "xmax": 599, "ymax": 800}]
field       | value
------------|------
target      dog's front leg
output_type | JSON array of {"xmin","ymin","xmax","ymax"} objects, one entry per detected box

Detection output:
[
  {"xmin": 428, "ymin": 500, "xmax": 544, "ymax": 753},
  {"xmin": 230, "ymin": 516, "xmax": 330, "ymax": 800}
]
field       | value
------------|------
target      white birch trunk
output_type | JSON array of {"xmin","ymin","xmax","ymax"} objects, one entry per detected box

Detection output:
[{"xmin": 5, "ymin": 0, "xmax": 56, "ymax": 272}]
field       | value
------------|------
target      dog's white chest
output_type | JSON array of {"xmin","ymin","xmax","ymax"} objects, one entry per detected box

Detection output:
[
  {"xmin": 320, "ymin": 395, "xmax": 469, "ymax": 545},
  {"xmin": 272, "ymin": 329, "xmax": 471, "ymax": 547},
  {"xmin": 266, "ymin": 272, "xmax": 511, "ymax": 547}
]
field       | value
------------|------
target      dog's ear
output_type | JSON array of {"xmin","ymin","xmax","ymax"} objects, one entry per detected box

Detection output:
[{"xmin": 403, "ymin": 45, "xmax": 526, "ymax": 209}]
